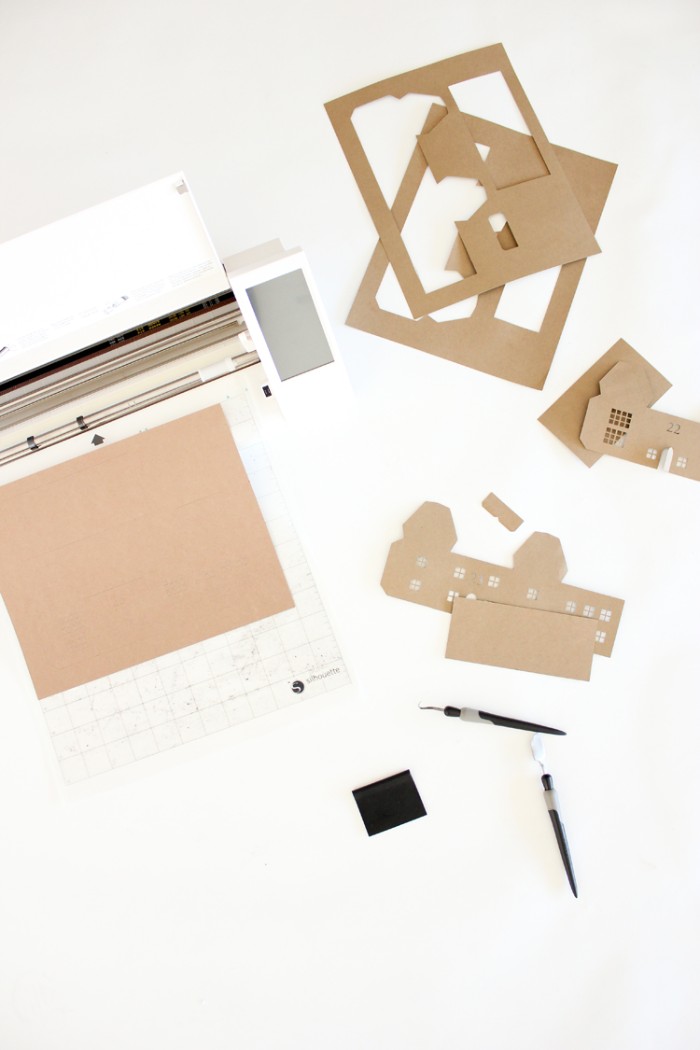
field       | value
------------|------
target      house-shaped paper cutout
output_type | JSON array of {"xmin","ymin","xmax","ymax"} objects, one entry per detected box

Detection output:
[
  {"xmin": 538, "ymin": 339, "xmax": 672, "ymax": 465},
  {"xmin": 381, "ymin": 502, "xmax": 624, "ymax": 677},
  {"xmin": 580, "ymin": 360, "xmax": 700, "ymax": 481}
]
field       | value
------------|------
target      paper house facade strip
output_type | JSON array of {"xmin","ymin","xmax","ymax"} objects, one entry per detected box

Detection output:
[{"xmin": 381, "ymin": 502, "xmax": 624, "ymax": 674}]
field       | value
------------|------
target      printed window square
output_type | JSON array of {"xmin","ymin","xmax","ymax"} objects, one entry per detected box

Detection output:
[
  {"xmin": 646, "ymin": 448, "xmax": 658, "ymax": 460},
  {"xmin": 565, "ymin": 600, "xmax": 577, "ymax": 613},
  {"xmin": 583, "ymin": 605, "xmax": 595, "ymax": 617},
  {"xmin": 599, "ymin": 609, "xmax": 612, "ymax": 622},
  {"xmin": 526, "ymin": 588, "xmax": 538, "ymax": 600},
  {"xmin": 488, "ymin": 575, "xmax": 500, "ymax": 588},
  {"xmin": 453, "ymin": 566, "xmax": 466, "ymax": 579},
  {"xmin": 677, "ymin": 457, "xmax": 688, "ymax": 469},
  {"xmin": 416, "ymin": 556, "xmax": 428, "ymax": 568},
  {"xmin": 408, "ymin": 579, "xmax": 422, "ymax": 591},
  {"xmin": 595, "ymin": 630, "xmax": 607, "ymax": 643}
]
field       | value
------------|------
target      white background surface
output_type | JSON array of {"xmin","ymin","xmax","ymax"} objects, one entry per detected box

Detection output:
[{"xmin": 1, "ymin": 1, "xmax": 700, "ymax": 1048}]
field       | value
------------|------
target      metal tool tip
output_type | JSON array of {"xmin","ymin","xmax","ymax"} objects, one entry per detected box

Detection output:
[{"xmin": 530, "ymin": 732, "xmax": 547, "ymax": 773}]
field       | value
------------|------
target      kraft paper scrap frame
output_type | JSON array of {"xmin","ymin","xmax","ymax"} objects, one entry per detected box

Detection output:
[{"xmin": 326, "ymin": 44, "xmax": 616, "ymax": 388}]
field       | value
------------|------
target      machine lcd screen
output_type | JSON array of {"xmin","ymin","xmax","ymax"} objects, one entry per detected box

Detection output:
[{"xmin": 246, "ymin": 269, "xmax": 334, "ymax": 382}]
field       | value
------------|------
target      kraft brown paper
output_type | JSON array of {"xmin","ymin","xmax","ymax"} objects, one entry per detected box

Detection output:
[
  {"xmin": 0, "ymin": 405, "xmax": 294, "ymax": 698},
  {"xmin": 326, "ymin": 43, "xmax": 600, "ymax": 318},
  {"xmin": 381, "ymin": 501, "xmax": 624, "ymax": 676}
]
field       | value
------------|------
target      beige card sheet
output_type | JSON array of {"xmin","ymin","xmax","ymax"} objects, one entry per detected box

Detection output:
[
  {"xmin": 447, "ymin": 597, "xmax": 598, "ymax": 680},
  {"xmin": 0, "ymin": 405, "xmax": 294, "ymax": 698},
  {"xmin": 325, "ymin": 44, "xmax": 600, "ymax": 318}
]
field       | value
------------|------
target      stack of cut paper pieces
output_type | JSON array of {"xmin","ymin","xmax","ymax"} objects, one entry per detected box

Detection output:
[
  {"xmin": 381, "ymin": 500, "xmax": 624, "ymax": 681},
  {"xmin": 325, "ymin": 44, "xmax": 616, "ymax": 388}
]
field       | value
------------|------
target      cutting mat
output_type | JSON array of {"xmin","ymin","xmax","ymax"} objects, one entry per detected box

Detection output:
[{"xmin": 32, "ymin": 387, "xmax": 350, "ymax": 783}]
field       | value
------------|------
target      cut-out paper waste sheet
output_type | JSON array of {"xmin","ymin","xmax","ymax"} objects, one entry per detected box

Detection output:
[
  {"xmin": 326, "ymin": 44, "xmax": 616, "ymax": 388},
  {"xmin": 347, "ymin": 133, "xmax": 615, "ymax": 388},
  {"xmin": 0, "ymin": 397, "xmax": 350, "ymax": 783}
]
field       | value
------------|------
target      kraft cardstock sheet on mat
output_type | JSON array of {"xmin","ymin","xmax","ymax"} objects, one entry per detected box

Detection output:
[
  {"xmin": 381, "ymin": 501, "xmax": 624, "ymax": 680},
  {"xmin": 0, "ymin": 405, "xmax": 294, "ymax": 699},
  {"xmin": 325, "ymin": 43, "xmax": 616, "ymax": 388}
]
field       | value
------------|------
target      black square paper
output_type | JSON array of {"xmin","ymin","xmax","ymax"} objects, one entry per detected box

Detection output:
[{"xmin": 352, "ymin": 770, "xmax": 427, "ymax": 836}]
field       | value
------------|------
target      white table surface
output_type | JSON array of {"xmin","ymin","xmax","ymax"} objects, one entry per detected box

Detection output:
[{"xmin": 1, "ymin": 2, "xmax": 699, "ymax": 1048}]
